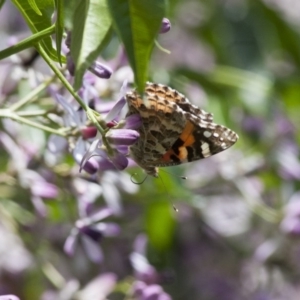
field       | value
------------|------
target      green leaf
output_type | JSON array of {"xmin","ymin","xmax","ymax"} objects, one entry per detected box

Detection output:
[
  {"xmin": 55, "ymin": 0, "xmax": 64, "ymax": 65},
  {"xmin": 145, "ymin": 201, "xmax": 176, "ymax": 251},
  {"xmin": 28, "ymin": 0, "xmax": 42, "ymax": 15},
  {"xmin": 71, "ymin": 0, "xmax": 112, "ymax": 90},
  {"xmin": 107, "ymin": 0, "xmax": 166, "ymax": 93},
  {"xmin": 62, "ymin": 0, "xmax": 81, "ymax": 29},
  {"xmin": 0, "ymin": 0, "xmax": 6, "ymax": 10},
  {"xmin": 11, "ymin": 0, "xmax": 65, "ymax": 63}
]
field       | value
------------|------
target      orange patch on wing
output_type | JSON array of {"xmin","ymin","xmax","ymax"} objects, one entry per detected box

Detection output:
[
  {"xmin": 161, "ymin": 121, "xmax": 195, "ymax": 162},
  {"xmin": 180, "ymin": 121, "xmax": 195, "ymax": 147},
  {"xmin": 162, "ymin": 151, "xmax": 174, "ymax": 162}
]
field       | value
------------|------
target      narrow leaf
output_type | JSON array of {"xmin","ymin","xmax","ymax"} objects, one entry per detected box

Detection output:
[
  {"xmin": 55, "ymin": 0, "xmax": 64, "ymax": 65},
  {"xmin": 11, "ymin": 0, "xmax": 65, "ymax": 63},
  {"xmin": 107, "ymin": 0, "xmax": 166, "ymax": 93},
  {"xmin": 28, "ymin": 0, "xmax": 42, "ymax": 15},
  {"xmin": 71, "ymin": 0, "xmax": 112, "ymax": 90}
]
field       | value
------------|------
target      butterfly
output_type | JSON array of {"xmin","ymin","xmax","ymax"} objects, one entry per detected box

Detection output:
[{"xmin": 126, "ymin": 82, "xmax": 238, "ymax": 177}]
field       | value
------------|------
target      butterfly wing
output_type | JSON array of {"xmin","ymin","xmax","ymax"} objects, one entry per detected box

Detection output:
[
  {"xmin": 126, "ymin": 82, "xmax": 238, "ymax": 175},
  {"xmin": 126, "ymin": 85, "xmax": 187, "ymax": 175}
]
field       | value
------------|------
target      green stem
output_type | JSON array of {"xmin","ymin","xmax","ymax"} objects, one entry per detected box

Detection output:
[
  {"xmin": 36, "ymin": 43, "xmax": 106, "ymax": 137},
  {"xmin": 234, "ymin": 179, "xmax": 281, "ymax": 223},
  {"xmin": 36, "ymin": 44, "xmax": 86, "ymax": 109},
  {"xmin": 0, "ymin": 109, "xmax": 66, "ymax": 137},
  {"xmin": 154, "ymin": 40, "xmax": 171, "ymax": 54},
  {"xmin": 17, "ymin": 110, "xmax": 48, "ymax": 117},
  {"xmin": 0, "ymin": 25, "xmax": 55, "ymax": 60},
  {"xmin": 10, "ymin": 75, "xmax": 56, "ymax": 111}
]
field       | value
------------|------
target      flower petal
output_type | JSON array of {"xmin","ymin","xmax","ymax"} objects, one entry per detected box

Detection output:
[
  {"xmin": 81, "ymin": 235, "xmax": 103, "ymax": 263},
  {"xmin": 106, "ymin": 129, "xmax": 139, "ymax": 146}
]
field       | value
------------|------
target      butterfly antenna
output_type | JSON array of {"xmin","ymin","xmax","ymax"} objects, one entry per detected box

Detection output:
[
  {"xmin": 130, "ymin": 173, "xmax": 148, "ymax": 185},
  {"xmin": 158, "ymin": 173, "xmax": 179, "ymax": 212},
  {"xmin": 159, "ymin": 169, "xmax": 187, "ymax": 180}
]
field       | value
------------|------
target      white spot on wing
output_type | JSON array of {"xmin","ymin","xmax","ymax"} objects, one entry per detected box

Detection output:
[
  {"xmin": 204, "ymin": 131, "xmax": 212, "ymax": 138},
  {"xmin": 201, "ymin": 142, "xmax": 211, "ymax": 157}
]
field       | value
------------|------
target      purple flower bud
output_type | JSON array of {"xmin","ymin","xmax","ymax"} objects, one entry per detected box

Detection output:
[
  {"xmin": 106, "ymin": 121, "xmax": 118, "ymax": 128},
  {"xmin": 111, "ymin": 152, "xmax": 129, "ymax": 170},
  {"xmin": 125, "ymin": 114, "xmax": 142, "ymax": 129},
  {"xmin": 160, "ymin": 18, "xmax": 171, "ymax": 34},
  {"xmin": 82, "ymin": 158, "xmax": 100, "ymax": 174},
  {"xmin": 66, "ymin": 52, "xmax": 75, "ymax": 76},
  {"xmin": 65, "ymin": 31, "xmax": 72, "ymax": 48},
  {"xmin": 81, "ymin": 126, "xmax": 98, "ymax": 140},
  {"xmin": 97, "ymin": 157, "xmax": 118, "ymax": 171},
  {"xmin": 88, "ymin": 61, "xmax": 112, "ymax": 79},
  {"xmin": 106, "ymin": 129, "xmax": 139, "ymax": 146}
]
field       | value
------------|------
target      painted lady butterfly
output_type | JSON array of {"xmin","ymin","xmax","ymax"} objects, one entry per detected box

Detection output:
[{"xmin": 126, "ymin": 82, "xmax": 238, "ymax": 177}]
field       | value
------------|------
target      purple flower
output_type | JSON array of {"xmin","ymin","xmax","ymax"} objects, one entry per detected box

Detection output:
[
  {"xmin": 277, "ymin": 141, "xmax": 300, "ymax": 180},
  {"xmin": 20, "ymin": 170, "xmax": 58, "ymax": 217},
  {"xmin": 64, "ymin": 207, "xmax": 120, "ymax": 263},
  {"xmin": 160, "ymin": 18, "xmax": 171, "ymax": 34},
  {"xmin": 280, "ymin": 192, "xmax": 300, "ymax": 236},
  {"xmin": 129, "ymin": 235, "xmax": 172, "ymax": 299}
]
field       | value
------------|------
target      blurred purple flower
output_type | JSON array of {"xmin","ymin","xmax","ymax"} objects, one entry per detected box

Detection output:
[
  {"xmin": 0, "ymin": 295, "xmax": 20, "ymax": 300},
  {"xmin": 131, "ymin": 282, "xmax": 172, "ymax": 300},
  {"xmin": 77, "ymin": 273, "xmax": 117, "ymax": 300},
  {"xmin": 64, "ymin": 207, "xmax": 120, "ymax": 263},
  {"xmin": 130, "ymin": 235, "xmax": 172, "ymax": 300},
  {"xmin": 280, "ymin": 191, "xmax": 300, "ymax": 236},
  {"xmin": 19, "ymin": 169, "xmax": 58, "ymax": 217},
  {"xmin": 242, "ymin": 116, "xmax": 265, "ymax": 134},
  {"xmin": 277, "ymin": 141, "xmax": 300, "ymax": 180}
]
